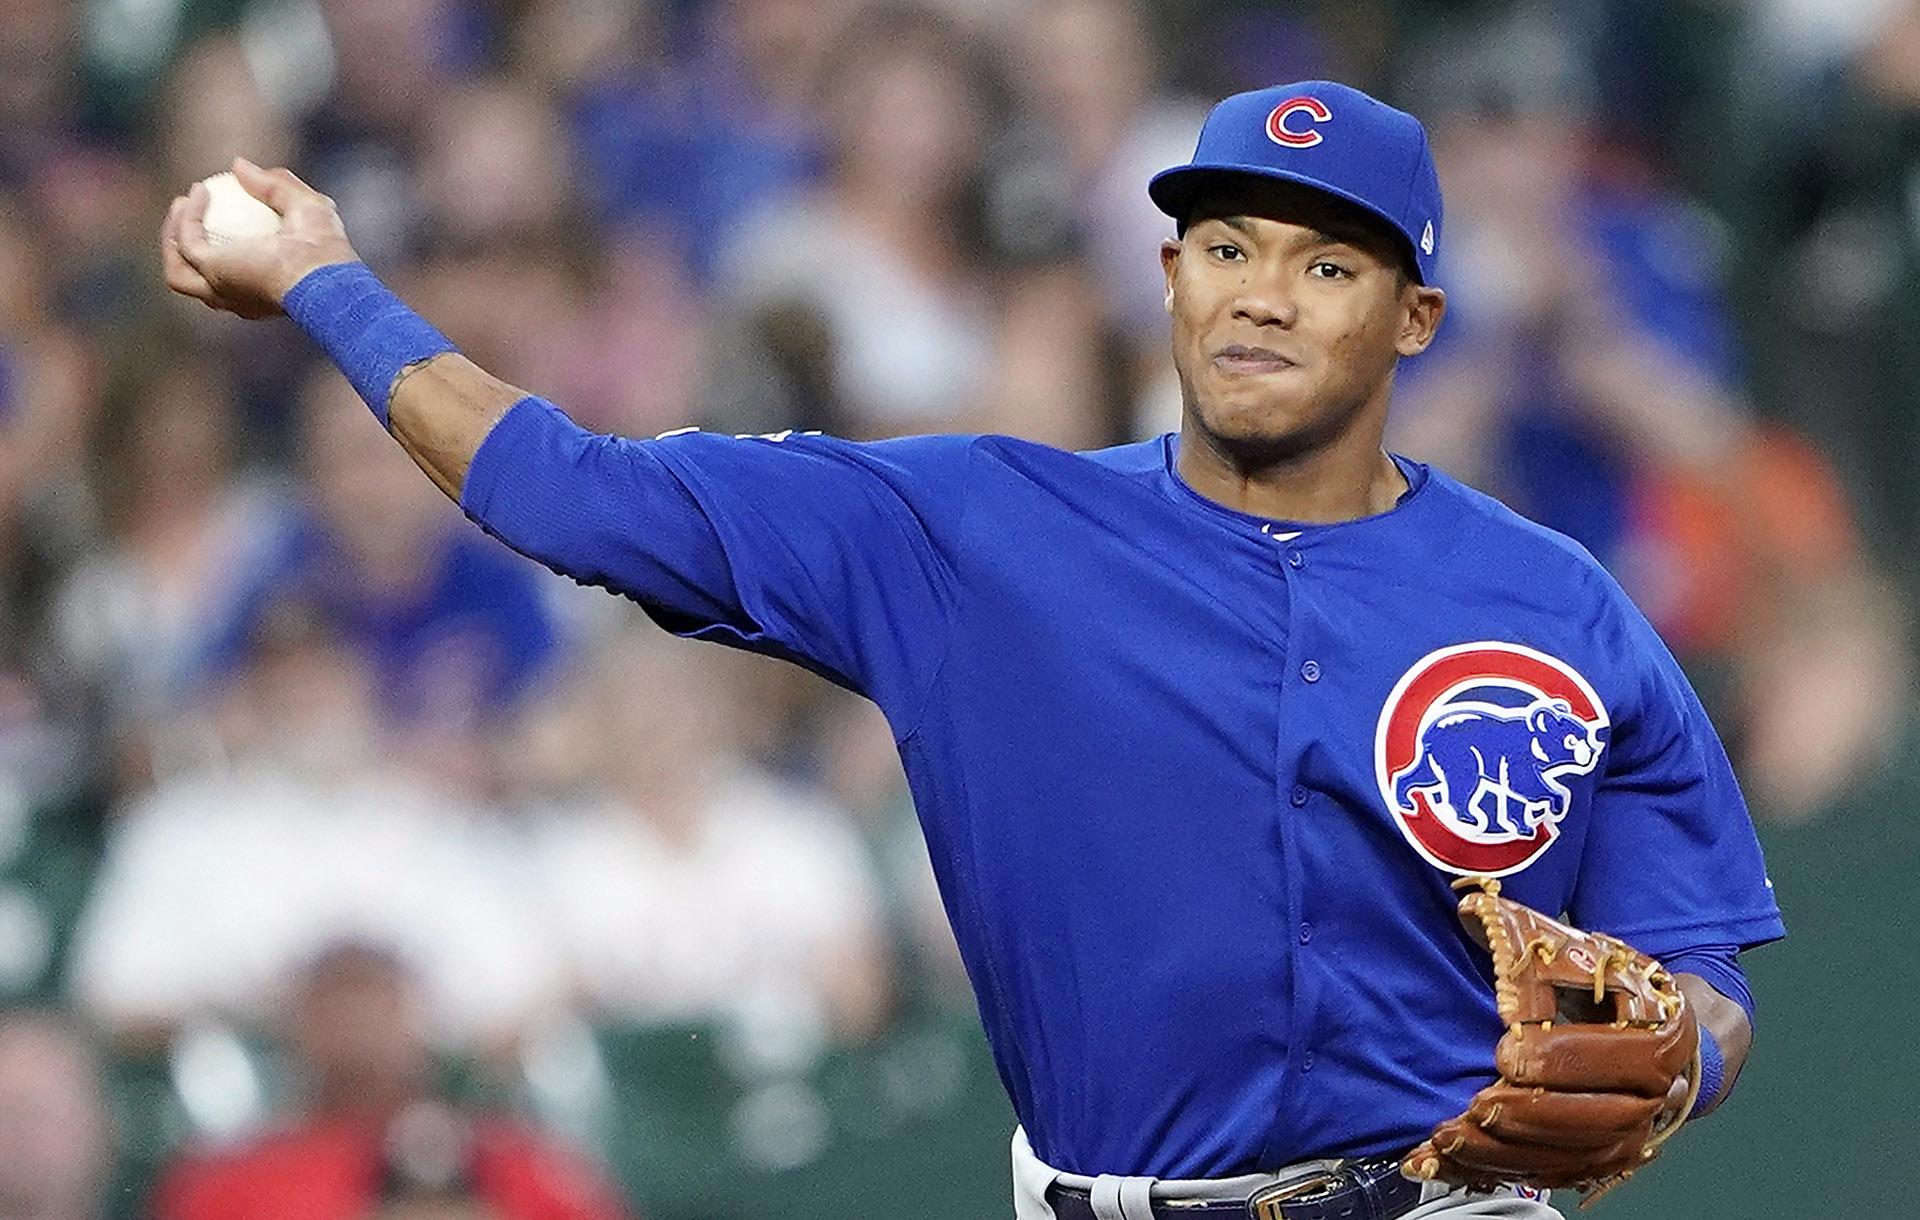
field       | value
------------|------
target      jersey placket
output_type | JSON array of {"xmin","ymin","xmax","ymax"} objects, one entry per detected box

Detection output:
[{"xmin": 1256, "ymin": 519, "xmax": 1323, "ymax": 1169}]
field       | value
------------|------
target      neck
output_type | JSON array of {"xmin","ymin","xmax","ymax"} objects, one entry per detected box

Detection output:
[{"xmin": 1176, "ymin": 412, "xmax": 1408, "ymax": 524}]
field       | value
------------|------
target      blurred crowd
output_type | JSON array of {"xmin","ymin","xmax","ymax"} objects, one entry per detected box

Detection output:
[{"xmin": 0, "ymin": 1, "xmax": 1915, "ymax": 1218}]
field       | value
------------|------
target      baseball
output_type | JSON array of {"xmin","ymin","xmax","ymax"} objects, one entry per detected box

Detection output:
[{"xmin": 196, "ymin": 171, "xmax": 282, "ymax": 246}]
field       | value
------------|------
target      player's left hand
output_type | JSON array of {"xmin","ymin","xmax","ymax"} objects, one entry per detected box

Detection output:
[{"xmin": 1401, "ymin": 879, "xmax": 1699, "ymax": 1200}]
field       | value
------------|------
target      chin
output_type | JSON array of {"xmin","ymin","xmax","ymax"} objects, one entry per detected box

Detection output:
[{"xmin": 1190, "ymin": 393, "xmax": 1326, "ymax": 460}]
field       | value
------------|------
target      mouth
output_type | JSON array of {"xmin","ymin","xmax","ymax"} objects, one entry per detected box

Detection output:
[{"xmin": 1211, "ymin": 344, "xmax": 1298, "ymax": 376}]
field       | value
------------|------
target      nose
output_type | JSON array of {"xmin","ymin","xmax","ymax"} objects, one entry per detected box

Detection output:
[{"xmin": 1231, "ymin": 268, "xmax": 1298, "ymax": 329}]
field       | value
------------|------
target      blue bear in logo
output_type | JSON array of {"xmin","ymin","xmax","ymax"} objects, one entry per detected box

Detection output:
[{"xmin": 1391, "ymin": 699, "xmax": 1602, "ymax": 836}]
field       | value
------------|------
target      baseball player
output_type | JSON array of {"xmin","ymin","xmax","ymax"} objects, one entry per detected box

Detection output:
[{"xmin": 161, "ymin": 81, "xmax": 1781, "ymax": 1220}]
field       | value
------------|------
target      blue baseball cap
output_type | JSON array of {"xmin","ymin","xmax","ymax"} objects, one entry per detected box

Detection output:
[{"xmin": 1149, "ymin": 81, "xmax": 1444, "ymax": 283}]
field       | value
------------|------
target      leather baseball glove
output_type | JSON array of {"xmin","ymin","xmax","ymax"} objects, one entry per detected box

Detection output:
[{"xmin": 1402, "ymin": 877, "xmax": 1700, "ymax": 1206}]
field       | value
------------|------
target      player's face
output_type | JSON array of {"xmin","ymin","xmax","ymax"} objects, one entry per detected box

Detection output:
[{"xmin": 1161, "ymin": 181, "xmax": 1444, "ymax": 459}]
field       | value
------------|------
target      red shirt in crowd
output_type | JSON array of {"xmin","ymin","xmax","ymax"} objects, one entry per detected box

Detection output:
[{"xmin": 150, "ymin": 1115, "xmax": 634, "ymax": 1220}]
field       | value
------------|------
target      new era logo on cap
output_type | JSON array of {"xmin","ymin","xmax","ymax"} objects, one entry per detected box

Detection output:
[
  {"xmin": 1265, "ymin": 96, "xmax": 1331, "ymax": 148},
  {"xmin": 1148, "ymin": 80, "xmax": 1446, "ymax": 284}
]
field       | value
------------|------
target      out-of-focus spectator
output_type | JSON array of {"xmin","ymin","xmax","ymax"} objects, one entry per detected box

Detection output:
[
  {"xmin": 517, "ymin": 628, "xmax": 892, "ymax": 1048},
  {"xmin": 0, "ymin": 1010, "xmax": 111, "ymax": 1220},
  {"xmin": 1011, "ymin": 0, "xmax": 1205, "ymax": 359},
  {"xmin": 0, "ymin": 192, "xmax": 103, "ymax": 805},
  {"xmin": 150, "ymin": 941, "xmax": 630, "ymax": 1220},
  {"xmin": 210, "ymin": 368, "xmax": 563, "ymax": 753},
  {"xmin": 706, "ymin": 4, "xmax": 1003, "ymax": 436},
  {"xmin": 1389, "ymin": 35, "xmax": 1911, "ymax": 820},
  {"xmin": 553, "ymin": 0, "xmax": 847, "ymax": 284},
  {"xmin": 67, "ymin": 607, "xmax": 562, "ymax": 1050},
  {"xmin": 296, "ymin": 0, "xmax": 494, "ymax": 265},
  {"xmin": 402, "ymin": 80, "xmax": 704, "ymax": 440},
  {"xmin": 1719, "ymin": 1, "xmax": 1920, "ymax": 560},
  {"xmin": 57, "ymin": 356, "xmax": 294, "ymax": 785},
  {"xmin": 155, "ymin": 36, "xmax": 297, "ymax": 191},
  {"xmin": 0, "ymin": 0, "xmax": 80, "ymax": 182},
  {"xmin": 705, "ymin": 3, "xmax": 1122, "ymax": 448},
  {"xmin": 0, "ymin": 195, "xmax": 102, "ymax": 646}
]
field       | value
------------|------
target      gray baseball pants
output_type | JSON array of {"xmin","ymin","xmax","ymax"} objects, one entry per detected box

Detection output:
[{"xmin": 1011, "ymin": 1128, "xmax": 1562, "ymax": 1219}]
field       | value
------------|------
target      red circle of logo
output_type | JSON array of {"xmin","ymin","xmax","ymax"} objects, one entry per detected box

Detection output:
[
  {"xmin": 1374, "ymin": 642, "xmax": 1609, "ymax": 877},
  {"xmin": 1266, "ymin": 96, "xmax": 1332, "ymax": 148}
]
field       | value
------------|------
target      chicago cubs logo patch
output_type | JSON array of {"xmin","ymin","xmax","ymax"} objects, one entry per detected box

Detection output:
[
  {"xmin": 1374, "ymin": 642, "xmax": 1608, "ymax": 877},
  {"xmin": 1266, "ymin": 96, "xmax": 1331, "ymax": 148}
]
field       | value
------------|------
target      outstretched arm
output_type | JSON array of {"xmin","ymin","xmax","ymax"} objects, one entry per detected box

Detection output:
[
  {"xmin": 160, "ymin": 158, "xmax": 516, "ymax": 499},
  {"xmin": 159, "ymin": 160, "xmax": 968, "ymax": 718}
]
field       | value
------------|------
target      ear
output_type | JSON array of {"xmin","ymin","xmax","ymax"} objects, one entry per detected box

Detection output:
[
  {"xmin": 1528, "ymin": 705, "xmax": 1553, "ymax": 733},
  {"xmin": 1160, "ymin": 238, "xmax": 1182, "ymax": 315},
  {"xmin": 1395, "ymin": 283, "xmax": 1447, "ymax": 357}
]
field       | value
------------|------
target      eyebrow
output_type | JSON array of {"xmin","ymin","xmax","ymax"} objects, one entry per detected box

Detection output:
[{"xmin": 1207, "ymin": 214, "xmax": 1371, "ymax": 250}]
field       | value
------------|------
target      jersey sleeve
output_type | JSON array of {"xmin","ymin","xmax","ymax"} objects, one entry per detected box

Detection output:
[
  {"xmin": 457, "ymin": 397, "xmax": 972, "ymax": 726},
  {"xmin": 1568, "ymin": 585, "xmax": 1786, "ymax": 958}
]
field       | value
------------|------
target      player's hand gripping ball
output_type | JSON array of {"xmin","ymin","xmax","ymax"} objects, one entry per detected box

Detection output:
[
  {"xmin": 1402, "ymin": 878, "xmax": 1699, "ymax": 1205},
  {"xmin": 161, "ymin": 158, "xmax": 359, "ymax": 320}
]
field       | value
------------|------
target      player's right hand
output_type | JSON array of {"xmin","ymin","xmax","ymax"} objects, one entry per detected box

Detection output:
[{"xmin": 160, "ymin": 157, "xmax": 360, "ymax": 320}]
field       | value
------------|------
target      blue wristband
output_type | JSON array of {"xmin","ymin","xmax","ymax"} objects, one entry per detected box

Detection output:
[
  {"xmin": 282, "ymin": 262, "xmax": 457, "ymax": 428},
  {"xmin": 1689, "ymin": 1022, "xmax": 1725, "ymax": 1119}
]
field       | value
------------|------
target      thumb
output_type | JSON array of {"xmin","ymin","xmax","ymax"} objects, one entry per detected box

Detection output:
[
  {"xmin": 231, "ymin": 156, "xmax": 297, "ymax": 215},
  {"xmin": 176, "ymin": 181, "xmax": 218, "ymax": 270}
]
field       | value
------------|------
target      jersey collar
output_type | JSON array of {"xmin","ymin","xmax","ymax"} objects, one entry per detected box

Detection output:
[{"xmin": 1158, "ymin": 433, "xmax": 1432, "ymax": 537}]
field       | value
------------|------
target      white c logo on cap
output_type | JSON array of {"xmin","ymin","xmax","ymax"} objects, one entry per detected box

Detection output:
[{"xmin": 1266, "ymin": 96, "xmax": 1332, "ymax": 148}]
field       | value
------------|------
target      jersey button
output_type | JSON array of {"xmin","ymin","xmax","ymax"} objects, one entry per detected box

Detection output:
[
  {"xmin": 1302, "ymin": 1052, "xmax": 1316, "ymax": 1073},
  {"xmin": 1286, "ymin": 549, "xmax": 1304, "ymax": 569},
  {"xmin": 1298, "ymin": 922, "xmax": 1313, "ymax": 944},
  {"xmin": 1290, "ymin": 785, "xmax": 1308, "ymax": 807},
  {"xmin": 1300, "ymin": 660, "xmax": 1321, "ymax": 683}
]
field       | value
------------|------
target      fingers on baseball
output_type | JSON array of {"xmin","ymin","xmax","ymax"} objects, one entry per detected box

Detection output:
[
  {"xmin": 176, "ymin": 184, "xmax": 217, "ymax": 265},
  {"xmin": 161, "ymin": 198, "xmax": 216, "ymax": 300},
  {"xmin": 231, "ymin": 157, "xmax": 297, "ymax": 213},
  {"xmin": 233, "ymin": 157, "xmax": 334, "ymax": 218}
]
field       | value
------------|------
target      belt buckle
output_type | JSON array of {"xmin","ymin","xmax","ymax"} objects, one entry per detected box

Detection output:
[{"xmin": 1247, "ymin": 1171, "xmax": 1343, "ymax": 1220}]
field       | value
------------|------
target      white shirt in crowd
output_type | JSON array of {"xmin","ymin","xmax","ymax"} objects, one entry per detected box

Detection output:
[
  {"xmin": 68, "ymin": 765, "xmax": 563, "ymax": 1047},
  {"xmin": 525, "ymin": 768, "xmax": 884, "ymax": 1034}
]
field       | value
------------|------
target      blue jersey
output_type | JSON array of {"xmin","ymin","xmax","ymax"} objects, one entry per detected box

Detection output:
[{"xmin": 460, "ymin": 397, "xmax": 1784, "ymax": 1179}]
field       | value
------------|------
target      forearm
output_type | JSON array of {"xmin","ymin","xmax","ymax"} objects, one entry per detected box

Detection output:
[
  {"xmin": 1676, "ymin": 971, "xmax": 1752, "ymax": 1115},
  {"xmin": 275, "ymin": 261, "xmax": 528, "ymax": 500},
  {"xmin": 387, "ymin": 353, "xmax": 526, "ymax": 500}
]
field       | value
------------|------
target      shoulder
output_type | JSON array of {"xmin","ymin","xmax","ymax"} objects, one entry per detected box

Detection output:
[
  {"xmin": 1417, "ymin": 463, "xmax": 1621, "ymax": 595},
  {"xmin": 937, "ymin": 432, "xmax": 1169, "ymax": 486},
  {"xmin": 1076, "ymin": 434, "xmax": 1174, "ymax": 475}
]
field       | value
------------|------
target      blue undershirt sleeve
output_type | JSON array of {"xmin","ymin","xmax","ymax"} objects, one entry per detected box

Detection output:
[
  {"xmin": 1659, "ymin": 944, "xmax": 1756, "ymax": 1028},
  {"xmin": 456, "ymin": 397, "xmax": 973, "ymax": 727}
]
